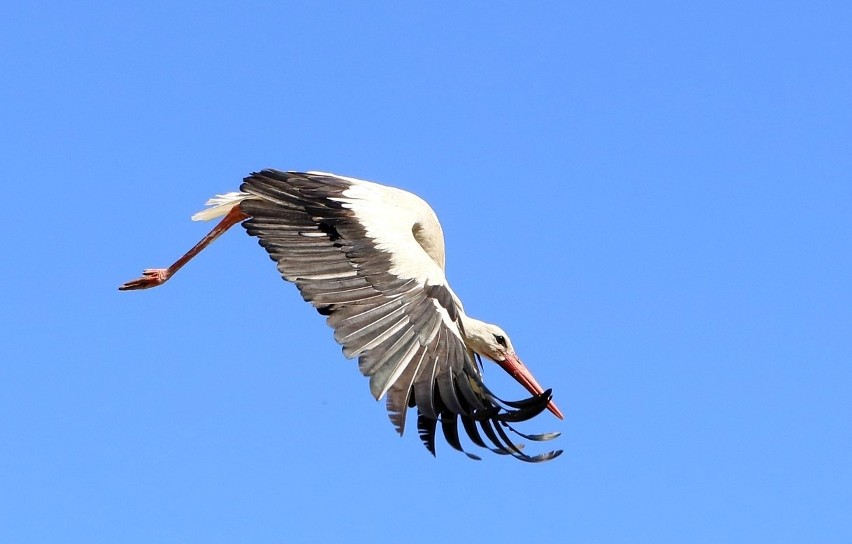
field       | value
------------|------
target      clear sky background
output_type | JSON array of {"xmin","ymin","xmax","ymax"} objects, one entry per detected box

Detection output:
[{"xmin": 2, "ymin": 2, "xmax": 850, "ymax": 542}]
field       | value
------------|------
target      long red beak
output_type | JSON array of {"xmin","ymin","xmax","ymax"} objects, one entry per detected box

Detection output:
[{"xmin": 496, "ymin": 353, "xmax": 564, "ymax": 419}]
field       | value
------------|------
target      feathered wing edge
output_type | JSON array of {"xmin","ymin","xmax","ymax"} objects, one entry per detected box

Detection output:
[{"xmin": 239, "ymin": 169, "xmax": 562, "ymax": 462}]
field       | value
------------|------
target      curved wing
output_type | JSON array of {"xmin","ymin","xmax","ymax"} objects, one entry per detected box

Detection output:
[{"xmin": 239, "ymin": 170, "xmax": 560, "ymax": 461}]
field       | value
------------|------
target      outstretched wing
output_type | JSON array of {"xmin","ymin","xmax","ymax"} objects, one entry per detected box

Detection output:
[{"xmin": 239, "ymin": 169, "xmax": 560, "ymax": 461}]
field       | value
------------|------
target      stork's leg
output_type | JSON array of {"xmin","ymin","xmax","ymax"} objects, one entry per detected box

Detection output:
[{"xmin": 119, "ymin": 205, "xmax": 250, "ymax": 291}]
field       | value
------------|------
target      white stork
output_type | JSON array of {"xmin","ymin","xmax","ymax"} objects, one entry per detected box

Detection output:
[{"xmin": 120, "ymin": 170, "xmax": 563, "ymax": 461}]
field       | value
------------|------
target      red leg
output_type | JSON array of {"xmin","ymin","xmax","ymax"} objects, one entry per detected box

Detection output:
[{"xmin": 119, "ymin": 205, "xmax": 250, "ymax": 291}]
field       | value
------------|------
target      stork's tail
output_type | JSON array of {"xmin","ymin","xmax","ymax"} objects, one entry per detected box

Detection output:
[{"xmin": 191, "ymin": 192, "xmax": 253, "ymax": 222}]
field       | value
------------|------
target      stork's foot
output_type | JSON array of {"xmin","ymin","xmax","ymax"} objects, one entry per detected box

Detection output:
[{"xmin": 119, "ymin": 268, "xmax": 171, "ymax": 291}]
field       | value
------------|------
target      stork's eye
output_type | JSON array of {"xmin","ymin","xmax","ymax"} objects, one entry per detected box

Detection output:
[{"xmin": 493, "ymin": 334, "xmax": 507, "ymax": 347}]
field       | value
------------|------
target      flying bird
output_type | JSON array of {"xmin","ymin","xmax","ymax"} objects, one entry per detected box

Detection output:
[{"xmin": 120, "ymin": 170, "xmax": 564, "ymax": 461}]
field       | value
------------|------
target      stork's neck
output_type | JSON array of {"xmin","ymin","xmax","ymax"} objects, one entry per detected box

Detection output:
[{"xmin": 459, "ymin": 315, "xmax": 493, "ymax": 355}]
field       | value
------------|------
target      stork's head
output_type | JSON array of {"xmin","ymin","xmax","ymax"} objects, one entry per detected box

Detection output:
[{"xmin": 463, "ymin": 319, "xmax": 564, "ymax": 419}]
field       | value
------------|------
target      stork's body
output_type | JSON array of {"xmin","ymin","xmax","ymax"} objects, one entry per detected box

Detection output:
[{"xmin": 121, "ymin": 170, "xmax": 563, "ymax": 461}]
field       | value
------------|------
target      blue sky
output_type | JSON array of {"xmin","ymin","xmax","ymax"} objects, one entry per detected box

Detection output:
[{"xmin": 2, "ymin": 2, "xmax": 851, "ymax": 542}]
